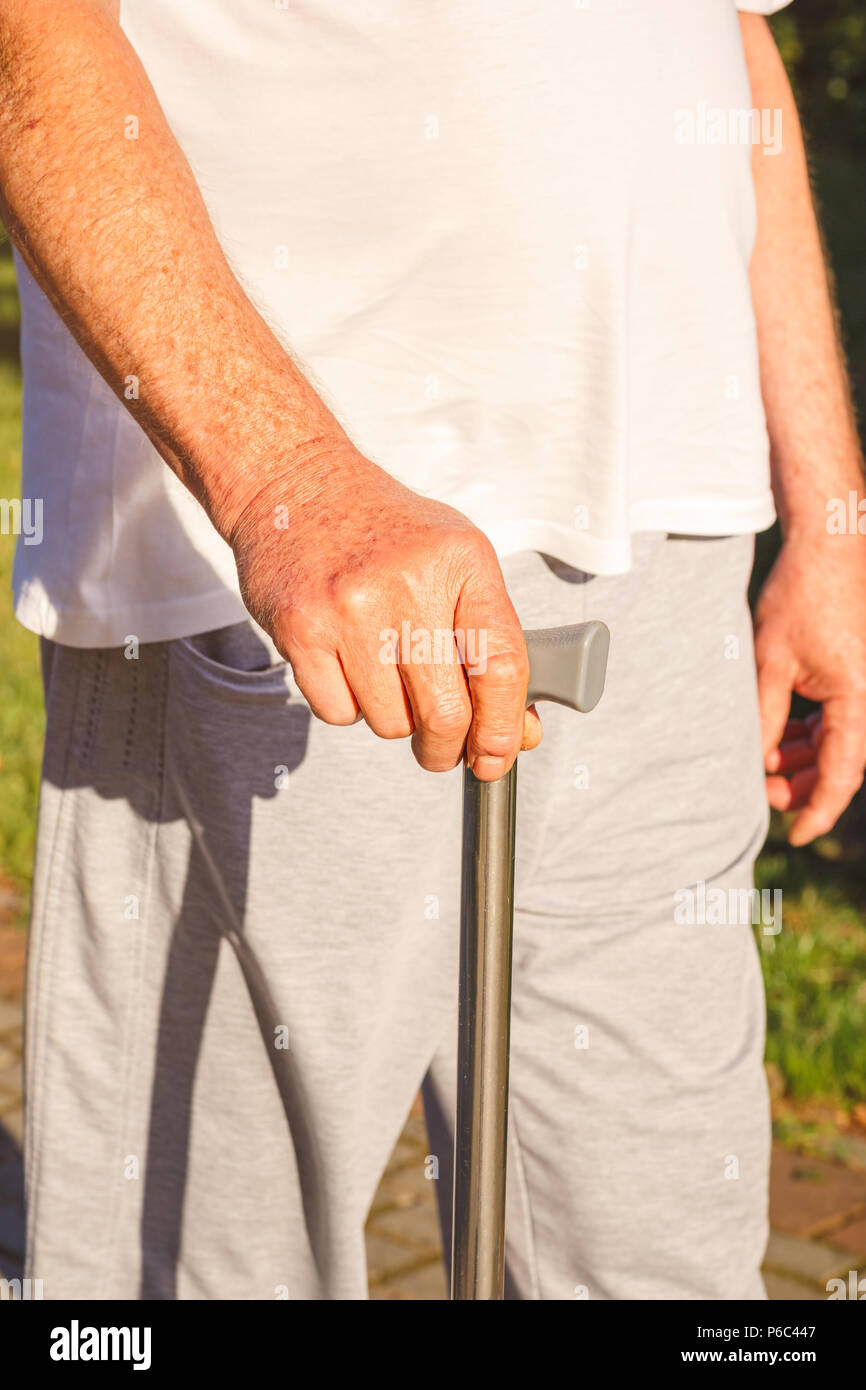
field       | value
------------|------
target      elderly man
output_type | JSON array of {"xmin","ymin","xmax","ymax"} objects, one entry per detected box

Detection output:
[{"xmin": 0, "ymin": 0, "xmax": 863, "ymax": 1299}]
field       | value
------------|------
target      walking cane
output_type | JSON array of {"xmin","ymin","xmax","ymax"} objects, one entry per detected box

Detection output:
[{"xmin": 451, "ymin": 620, "xmax": 610, "ymax": 1301}]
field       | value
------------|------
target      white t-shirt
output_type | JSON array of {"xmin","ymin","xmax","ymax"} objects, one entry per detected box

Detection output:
[{"xmin": 14, "ymin": 0, "xmax": 793, "ymax": 647}]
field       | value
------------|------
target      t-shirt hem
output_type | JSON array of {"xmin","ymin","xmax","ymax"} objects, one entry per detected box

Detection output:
[
  {"xmin": 14, "ymin": 584, "xmax": 250, "ymax": 650},
  {"xmin": 15, "ymin": 493, "xmax": 777, "ymax": 645},
  {"xmin": 487, "ymin": 494, "xmax": 777, "ymax": 577}
]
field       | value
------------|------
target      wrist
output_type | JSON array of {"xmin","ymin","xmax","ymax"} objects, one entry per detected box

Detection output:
[
  {"xmin": 760, "ymin": 452, "xmax": 864, "ymax": 555},
  {"xmin": 220, "ymin": 435, "xmax": 379, "ymax": 554},
  {"xmin": 778, "ymin": 501, "xmax": 866, "ymax": 548},
  {"xmin": 772, "ymin": 470, "xmax": 866, "ymax": 548},
  {"xmin": 161, "ymin": 343, "xmax": 357, "ymax": 543},
  {"xmin": 207, "ymin": 431, "xmax": 354, "ymax": 547}
]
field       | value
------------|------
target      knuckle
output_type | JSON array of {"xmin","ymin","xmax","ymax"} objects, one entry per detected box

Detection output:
[
  {"xmin": 277, "ymin": 601, "xmax": 327, "ymax": 650},
  {"xmin": 473, "ymin": 727, "xmax": 520, "ymax": 760},
  {"xmin": 444, "ymin": 521, "xmax": 490, "ymax": 558},
  {"xmin": 481, "ymin": 648, "xmax": 530, "ymax": 690},
  {"xmin": 330, "ymin": 576, "xmax": 378, "ymax": 620},
  {"xmin": 445, "ymin": 530, "xmax": 502, "ymax": 587},
  {"xmin": 756, "ymin": 651, "xmax": 786, "ymax": 680},
  {"xmin": 753, "ymin": 634, "xmax": 787, "ymax": 667},
  {"xmin": 419, "ymin": 698, "xmax": 470, "ymax": 740}
]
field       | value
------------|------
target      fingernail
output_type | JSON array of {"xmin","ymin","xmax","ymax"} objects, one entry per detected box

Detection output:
[{"xmin": 472, "ymin": 756, "xmax": 507, "ymax": 781}]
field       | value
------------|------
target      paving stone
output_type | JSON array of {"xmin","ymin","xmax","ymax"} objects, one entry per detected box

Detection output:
[
  {"xmin": 367, "ymin": 1200, "xmax": 442, "ymax": 1252},
  {"xmin": 763, "ymin": 1231, "xmax": 852, "ymax": 1288},
  {"xmin": 366, "ymin": 1101, "xmax": 444, "ymax": 1296},
  {"xmin": 401, "ymin": 1107, "xmax": 428, "ymax": 1142},
  {"xmin": 0, "ymin": 999, "xmax": 22, "ymax": 1032},
  {"xmin": 370, "ymin": 1257, "xmax": 447, "ymax": 1301},
  {"xmin": 387, "ymin": 1137, "xmax": 429, "ymax": 1174},
  {"xmin": 762, "ymin": 1271, "xmax": 827, "ymax": 1302},
  {"xmin": 0, "ymin": 923, "xmax": 26, "ymax": 1001},
  {"xmin": 0, "ymin": 1066, "xmax": 22, "ymax": 1099},
  {"xmin": 1, "ymin": 1110, "xmax": 22, "ymax": 1146},
  {"xmin": 769, "ymin": 1147, "xmax": 866, "ymax": 1239},
  {"xmin": 365, "ymin": 1234, "xmax": 426, "ymax": 1286},
  {"xmin": 839, "ymin": 1134, "xmax": 866, "ymax": 1168},
  {"xmin": 825, "ymin": 1215, "xmax": 866, "ymax": 1258},
  {"xmin": 374, "ymin": 1162, "xmax": 441, "ymax": 1206},
  {"xmin": 369, "ymin": 1279, "xmax": 397, "ymax": 1301}
]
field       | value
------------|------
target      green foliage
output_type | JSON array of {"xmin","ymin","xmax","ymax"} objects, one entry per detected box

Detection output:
[{"xmin": 772, "ymin": 1, "xmax": 866, "ymax": 156}]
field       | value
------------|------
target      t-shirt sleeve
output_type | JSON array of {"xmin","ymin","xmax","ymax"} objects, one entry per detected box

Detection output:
[{"xmin": 735, "ymin": 2, "xmax": 794, "ymax": 12}]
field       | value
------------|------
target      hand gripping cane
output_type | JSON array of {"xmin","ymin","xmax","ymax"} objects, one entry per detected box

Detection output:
[{"xmin": 451, "ymin": 620, "xmax": 610, "ymax": 1301}]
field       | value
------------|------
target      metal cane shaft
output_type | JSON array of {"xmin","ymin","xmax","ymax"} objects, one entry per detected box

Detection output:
[
  {"xmin": 449, "ymin": 619, "xmax": 610, "ymax": 1302},
  {"xmin": 451, "ymin": 761, "xmax": 517, "ymax": 1301}
]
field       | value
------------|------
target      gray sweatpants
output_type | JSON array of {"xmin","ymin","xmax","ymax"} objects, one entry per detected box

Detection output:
[{"xmin": 23, "ymin": 533, "xmax": 771, "ymax": 1300}]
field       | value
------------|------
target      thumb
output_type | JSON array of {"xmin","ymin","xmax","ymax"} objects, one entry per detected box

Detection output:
[
  {"xmin": 521, "ymin": 702, "xmax": 543, "ymax": 752},
  {"xmin": 755, "ymin": 646, "xmax": 794, "ymax": 765}
]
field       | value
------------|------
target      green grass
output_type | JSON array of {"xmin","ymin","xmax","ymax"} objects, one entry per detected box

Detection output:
[
  {"xmin": 757, "ymin": 839, "xmax": 866, "ymax": 1108},
  {"xmin": 0, "ymin": 350, "xmax": 44, "ymax": 908},
  {"xmin": 0, "ymin": 237, "xmax": 43, "ymax": 908}
]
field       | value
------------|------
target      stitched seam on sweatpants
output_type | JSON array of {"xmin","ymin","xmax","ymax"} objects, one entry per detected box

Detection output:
[
  {"xmin": 508, "ymin": 1101, "xmax": 543, "ymax": 1300},
  {"xmin": 24, "ymin": 650, "xmax": 84, "ymax": 1279}
]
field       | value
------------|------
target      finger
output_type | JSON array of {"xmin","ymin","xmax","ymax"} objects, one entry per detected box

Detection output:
[
  {"xmin": 455, "ymin": 581, "xmax": 529, "ymax": 782},
  {"xmin": 755, "ymin": 648, "xmax": 795, "ymax": 763},
  {"xmin": 521, "ymin": 704, "xmax": 543, "ymax": 752},
  {"xmin": 765, "ymin": 773, "xmax": 793, "ymax": 812},
  {"xmin": 285, "ymin": 643, "xmax": 361, "ymax": 725},
  {"xmin": 765, "ymin": 718, "xmax": 815, "ymax": 770},
  {"xmin": 766, "ymin": 766, "xmax": 818, "ymax": 813},
  {"xmin": 400, "ymin": 632, "xmax": 474, "ymax": 771},
  {"xmin": 769, "ymin": 738, "xmax": 817, "ymax": 776},
  {"xmin": 339, "ymin": 639, "xmax": 415, "ymax": 740},
  {"xmin": 788, "ymin": 700, "xmax": 866, "ymax": 846}
]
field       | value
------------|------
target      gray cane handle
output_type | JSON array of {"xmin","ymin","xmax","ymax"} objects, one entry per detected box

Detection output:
[{"xmin": 524, "ymin": 620, "xmax": 610, "ymax": 712}]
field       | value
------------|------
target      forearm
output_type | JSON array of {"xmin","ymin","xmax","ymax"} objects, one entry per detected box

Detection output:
[
  {"xmin": 742, "ymin": 14, "xmax": 864, "ymax": 539},
  {"xmin": 0, "ymin": 0, "xmax": 351, "ymax": 540}
]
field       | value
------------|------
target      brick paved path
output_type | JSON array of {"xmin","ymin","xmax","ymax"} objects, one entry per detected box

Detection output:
[{"xmin": 1, "ymin": 936, "xmax": 864, "ymax": 1300}]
